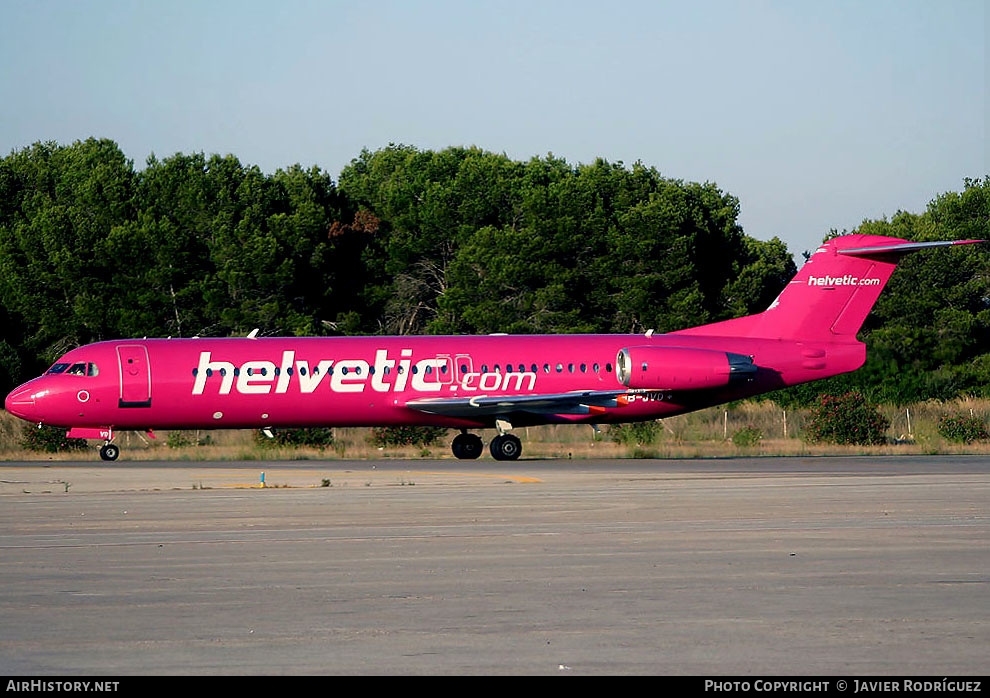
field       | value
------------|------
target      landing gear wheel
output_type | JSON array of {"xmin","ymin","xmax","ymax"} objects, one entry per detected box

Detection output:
[
  {"xmin": 451, "ymin": 433, "xmax": 483, "ymax": 460},
  {"xmin": 489, "ymin": 433, "xmax": 522, "ymax": 461},
  {"xmin": 99, "ymin": 443, "xmax": 120, "ymax": 462}
]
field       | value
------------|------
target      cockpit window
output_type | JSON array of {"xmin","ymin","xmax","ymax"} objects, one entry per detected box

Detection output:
[{"xmin": 45, "ymin": 362, "xmax": 98, "ymax": 376}]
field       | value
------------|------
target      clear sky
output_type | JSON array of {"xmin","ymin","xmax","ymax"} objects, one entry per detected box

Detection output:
[{"xmin": 0, "ymin": 0, "xmax": 985, "ymax": 257}]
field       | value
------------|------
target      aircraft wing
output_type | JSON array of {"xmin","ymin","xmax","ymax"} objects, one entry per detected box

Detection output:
[{"xmin": 404, "ymin": 389, "xmax": 636, "ymax": 418}]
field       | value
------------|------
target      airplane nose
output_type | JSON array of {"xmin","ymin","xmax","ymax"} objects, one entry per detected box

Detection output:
[{"xmin": 5, "ymin": 386, "xmax": 38, "ymax": 421}]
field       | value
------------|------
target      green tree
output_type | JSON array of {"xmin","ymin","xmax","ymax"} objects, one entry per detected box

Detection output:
[
  {"xmin": 0, "ymin": 139, "xmax": 137, "ymax": 372},
  {"xmin": 342, "ymin": 146, "xmax": 765, "ymax": 337},
  {"xmin": 0, "ymin": 142, "xmax": 359, "ymax": 391}
]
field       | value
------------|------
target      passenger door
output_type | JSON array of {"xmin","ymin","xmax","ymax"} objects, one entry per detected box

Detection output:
[{"xmin": 117, "ymin": 345, "xmax": 152, "ymax": 408}]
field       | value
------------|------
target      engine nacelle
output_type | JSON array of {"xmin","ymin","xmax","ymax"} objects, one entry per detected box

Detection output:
[{"xmin": 616, "ymin": 346, "xmax": 757, "ymax": 390}]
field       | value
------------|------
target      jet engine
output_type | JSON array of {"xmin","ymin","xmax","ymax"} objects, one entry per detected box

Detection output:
[{"xmin": 616, "ymin": 346, "xmax": 757, "ymax": 390}]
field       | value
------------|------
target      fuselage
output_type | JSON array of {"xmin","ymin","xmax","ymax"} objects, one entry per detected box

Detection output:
[{"xmin": 4, "ymin": 332, "xmax": 863, "ymax": 432}]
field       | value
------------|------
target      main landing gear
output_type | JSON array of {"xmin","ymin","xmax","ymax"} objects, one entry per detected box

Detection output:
[
  {"xmin": 450, "ymin": 429, "xmax": 522, "ymax": 461},
  {"xmin": 451, "ymin": 432, "xmax": 483, "ymax": 460},
  {"xmin": 489, "ymin": 433, "xmax": 522, "ymax": 461}
]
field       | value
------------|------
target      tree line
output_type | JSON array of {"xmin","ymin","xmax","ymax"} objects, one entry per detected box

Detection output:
[{"xmin": 0, "ymin": 138, "xmax": 986, "ymax": 406}]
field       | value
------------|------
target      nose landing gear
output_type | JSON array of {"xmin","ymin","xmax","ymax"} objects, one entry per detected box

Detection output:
[{"xmin": 99, "ymin": 442, "xmax": 120, "ymax": 461}]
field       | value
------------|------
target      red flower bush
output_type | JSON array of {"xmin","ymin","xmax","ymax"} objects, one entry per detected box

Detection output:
[{"xmin": 804, "ymin": 392, "xmax": 889, "ymax": 445}]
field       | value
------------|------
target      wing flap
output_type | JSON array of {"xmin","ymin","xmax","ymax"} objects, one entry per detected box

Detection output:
[{"xmin": 405, "ymin": 389, "xmax": 635, "ymax": 418}]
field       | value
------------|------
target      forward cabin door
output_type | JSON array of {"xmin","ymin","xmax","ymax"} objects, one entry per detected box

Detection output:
[
  {"xmin": 436, "ymin": 354, "xmax": 455, "ymax": 385},
  {"xmin": 455, "ymin": 354, "xmax": 473, "ymax": 385},
  {"xmin": 117, "ymin": 345, "xmax": 152, "ymax": 408}
]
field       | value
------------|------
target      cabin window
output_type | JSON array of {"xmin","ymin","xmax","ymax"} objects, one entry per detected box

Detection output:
[
  {"xmin": 580, "ymin": 364, "xmax": 587, "ymax": 373},
  {"xmin": 593, "ymin": 363, "xmax": 600, "ymax": 372},
  {"xmin": 555, "ymin": 363, "xmax": 563, "ymax": 373},
  {"xmin": 605, "ymin": 363, "xmax": 612, "ymax": 373},
  {"xmin": 568, "ymin": 363, "xmax": 574, "ymax": 373}
]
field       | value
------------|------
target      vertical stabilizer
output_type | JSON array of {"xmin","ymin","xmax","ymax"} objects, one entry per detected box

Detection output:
[{"xmin": 754, "ymin": 235, "xmax": 900, "ymax": 341}]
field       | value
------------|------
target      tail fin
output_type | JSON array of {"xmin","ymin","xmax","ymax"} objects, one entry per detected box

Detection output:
[{"xmin": 676, "ymin": 235, "xmax": 983, "ymax": 342}]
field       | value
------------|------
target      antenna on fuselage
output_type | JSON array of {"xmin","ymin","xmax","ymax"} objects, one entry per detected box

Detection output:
[{"xmin": 247, "ymin": 328, "xmax": 260, "ymax": 339}]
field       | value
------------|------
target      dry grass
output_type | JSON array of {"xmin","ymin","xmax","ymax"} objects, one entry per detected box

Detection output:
[{"xmin": 2, "ymin": 398, "xmax": 990, "ymax": 460}]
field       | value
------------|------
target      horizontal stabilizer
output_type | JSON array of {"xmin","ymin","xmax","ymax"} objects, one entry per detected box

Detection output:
[{"xmin": 838, "ymin": 239, "xmax": 984, "ymax": 258}]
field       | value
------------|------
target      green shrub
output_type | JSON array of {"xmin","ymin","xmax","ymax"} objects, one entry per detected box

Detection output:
[
  {"xmin": 254, "ymin": 427, "xmax": 335, "ymax": 449},
  {"xmin": 367, "ymin": 426, "xmax": 448, "ymax": 448},
  {"xmin": 20, "ymin": 424, "xmax": 88, "ymax": 453},
  {"xmin": 608, "ymin": 421, "xmax": 663, "ymax": 446},
  {"xmin": 731, "ymin": 426, "xmax": 763, "ymax": 447},
  {"xmin": 804, "ymin": 391, "xmax": 890, "ymax": 445},
  {"xmin": 936, "ymin": 415, "xmax": 989, "ymax": 443},
  {"xmin": 166, "ymin": 431, "xmax": 211, "ymax": 448}
]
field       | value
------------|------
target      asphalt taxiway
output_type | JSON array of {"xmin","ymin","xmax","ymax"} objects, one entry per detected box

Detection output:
[{"xmin": 0, "ymin": 456, "xmax": 987, "ymax": 675}]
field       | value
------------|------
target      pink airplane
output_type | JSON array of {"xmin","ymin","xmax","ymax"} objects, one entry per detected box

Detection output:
[{"xmin": 4, "ymin": 235, "xmax": 983, "ymax": 461}]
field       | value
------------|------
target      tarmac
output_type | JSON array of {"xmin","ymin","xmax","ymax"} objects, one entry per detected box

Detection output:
[{"xmin": 0, "ymin": 455, "xmax": 987, "ymax": 675}]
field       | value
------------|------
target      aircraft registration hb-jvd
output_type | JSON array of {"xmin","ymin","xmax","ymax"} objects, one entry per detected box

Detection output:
[{"xmin": 4, "ymin": 235, "xmax": 984, "ymax": 461}]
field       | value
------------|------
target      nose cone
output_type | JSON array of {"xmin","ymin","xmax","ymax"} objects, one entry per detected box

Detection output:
[{"xmin": 5, "ymin": 384, "xmax": 39, "ymax": 422}]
